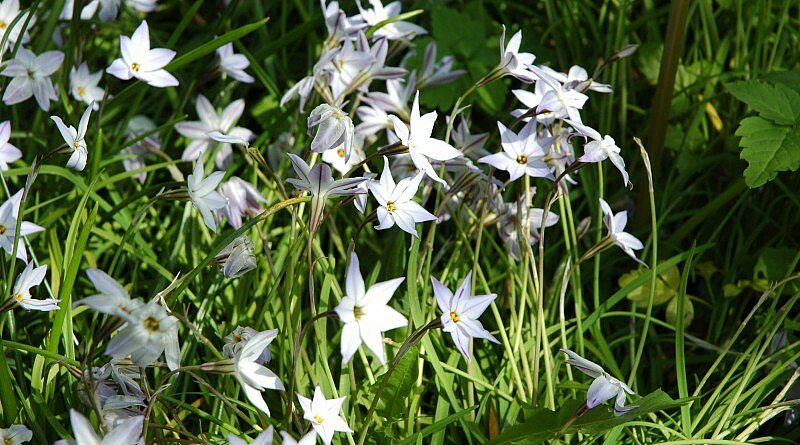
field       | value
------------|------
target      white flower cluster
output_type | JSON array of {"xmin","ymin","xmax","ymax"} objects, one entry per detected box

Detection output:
[{"xmin": 0, "ymin": 0, "xmax": 647, "ymax": 442}]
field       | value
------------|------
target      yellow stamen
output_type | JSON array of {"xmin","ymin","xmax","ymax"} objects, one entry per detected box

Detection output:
[
  {"xmin": 144, "ymin": 317, "xmax": 160, "ymax": 332},
  {"xmin": 450, "ymin": 312, "xmax": 459, "ymax": 323},
  {"xmin": 77, "ymin": 86, "xmax": 85, "ymax": 96},
  {"xmin": 386, "ymin": 202, "xmax": 396, "ymax": 213},
  {"xmin": 353, "ymin": 305, "xmax": 364, "ymax": 320},
  {"xmin": 516, "ymin": 155, "xmax": 528, "ymax": 165},
  {"xmin": 0, "ymin": 225, "xmax": 5, "ymax": 234},
  {"xmin": 131, "ymin": 63, "xmax": 140, "ymax": 72},
  {"xmin": 314, "ymin": 415, "xmax": 324, "ymax": 424},
  {"xmin": 337, "ymin": 148, "xmax": 345, "ymax": 158}
]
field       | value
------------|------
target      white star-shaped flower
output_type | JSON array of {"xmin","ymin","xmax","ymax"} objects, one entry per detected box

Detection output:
[
  {"xmin": 599, "ymin": 198, "xmax": 646, "ymax": 266},
  {"xmin": 106, "ymin": 21, "xmax": 179, "ymax": 88},
  {"xmin": 1, "ymin": 48, "xmax": 63, "ymax": 111},
  {"xmin": 68, "ymin": 409, "xmax": 143, "ymax": 445},
  {"xmin": 51, "ymin": 102, "xmax": 93, "ymax": 172},
  {"xmin": 355, "ymin": 0, "xmax": 426, "ymax": 41},
  {"xmin": 433, "ymin": 271, "xmax": 499, "ymax": 363},
  {"xmin": 0, "ymin": 189, "xmax": 44, "ymax": 262},
  {"xmin": 498, "ymin": 26, "xmax": 536, "ymax": 83},
  {"xmin": 175, "ymin": 95, "xmax": 254, "ymax": 169},
  {"xmin": 567, "ymin": 119, "xmax": 630, "ymax": 187},
  {"xmin": 0, "ymin": 120, "xmax": 22, "ymax": 171},
  {"xmin": 561, "ymin": 348, "xmax": 637, "ymax": 415},
  {"xmin": 234, "ymin": 329, "xmax": 284, "ymax": 416},
  {"xmin": 187, "ymin": 161, "xmax": 227, "ymax": 232},
  {"xmin": 105, "ymin": 302, "xmax": 181, "ymax": 370},
  {"xmin": 217, "ymin": 42, "xmax": 254, "ymax": 83},
  {"xmin": 70, "ymin": 62, "xmax": 104, "ymax": 109},
  {"xmin": 335, "ymin": 251, "xmax": 407, "ymax": 364},
  {"xmin": 367, "ymin": 156, "xmax": 435, "ymax": 237},
  {"xmin": 389, "ymin": 91, "xmax": 462, "ymax": 184},
  {"xmin": 478, "ymin": 120, "xmax": 553, "ymax": 182},
  {"xmin": 10, "ymin": 261, "xmax": 59, "ymax": 311},
  {"xmin": 297, "ymin": 386, "xmax": 352, "ymax": 445}
]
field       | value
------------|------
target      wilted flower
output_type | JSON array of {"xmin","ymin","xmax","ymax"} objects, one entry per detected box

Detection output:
[
  {"xmin": 599, "ymin": 198, "xmax": 646, "ymax": 266},
  {"xmin": 122, "ymin": 116, "xmax": 161, "ymax": 184},
  {"xmin": 215, "ymin": 236, "xmax": 257, "ymax": 278},
  {"xmin": 390, "ymin": 91, "xmax": 462, "ymax": 184},
  {"xmin": 187, "ymin": 161, "xmax": 227, "ymax": 232},
  {"xmin": 70, "ymin": 63, "xmax": 104, "ymax": 109},
  {"xmin": 478, "ymin": 120, "xmax": 552, "ymax": 182},
  {"xmin": 0, "ymin": 424, "xmax": 32, "ymax": 445},
  {"xmin": 0, "ymin": 189, "xmax": 44, "ymax": 262},
  {"xmin": 281, "ymin": 49, "xmax": 337, "ymax": 111},
  {"xmin": 368, "ymin": 157, "xmax": 435, "ymax": 237},
  {"xmin": 335, "ymin": 251, "xmax": 407, "ymax": 364},
  {"xmin": 67, "ymin": 409, "xmax": 143, "ymax": 445},
  {"xmin": 433, "ymin": 272, "xmax": 499, "ymax": 362},
  {"xmin": 74, "ymin": 268, "xmax": 141, "ymax": 317},
  {"xmin": 322, "ymin": 0, "xmax": 366, "ymax": 43},
  {"xmin": 218, "ymin": 177, "xmax": 265, "ymax": 229},
  {"xmin": 223, "ymin": 326, "xmax": 271, "ymax": 364},
  {"xmin": 1, "ymin": 48, "xmax": 63, "ymax": 111},
  {"xmin": 308, "ymin": 104, "xmax": 355, "ymax": 159},
  {"xmin": 176, "ymin": 95, "xmax": 254, "ymax": 169},
  {"xmin": 0, "ymin": 120, "xmax": 22, "ymax": 170},
  {"xmin": 496, "ymin": 197, "xmax": 559, "ymax": 261},
  {"xmin": 450, "ymin": 117, "xmax": 489, "ymax": 160},
  {"xmin": 355, "ymin": 0, "xmax": 426, "ymax": 41},
  {"xmin": 107, "ymin": 21, "xmax": 179, "ymax": 88},
  {"xmin": 561, "ymin": 348, "xmax": 636, "ymax": 415},
  {"xmin": 297, "ymin": 386, "xmax": 352, "ymax": 445},
  {"xmin": 217, "ymin": 42, "xmax": 254, "ymax": 83},
  {"xmin": 51, "ymin": 102, "xmax": 93, "ymax": 172},
  {"xmin": 105, "ymin": 302, "xmax": 181, "ymax": 370},
  {"xmin": 414, "ymin": 42, "xmax": 466, "ymax": 88},
  {"xmin": 286, "ymin": 153, "xmax": 365, "ymax": 232},
  {"xmin": 9, "ymin": 261, "xmax": 58, "ymax": 311}
]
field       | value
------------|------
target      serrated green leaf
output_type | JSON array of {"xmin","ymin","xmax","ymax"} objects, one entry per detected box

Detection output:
[
  {"xmin": 727, "ymin": 81, "xmax": 800, "ymax": 125},
  {"xmin": 376, "ymin": 346, "xmax": 419, "ymax": 421},
  {"xmin": 735, "ymin": 116, "xmax": 800, "ymax": 187},
  {"xmin": 489, "ymin": 390, "xmax": 689, "ymax": 444}
]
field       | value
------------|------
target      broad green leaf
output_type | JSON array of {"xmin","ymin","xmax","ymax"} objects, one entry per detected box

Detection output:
[
  {"xmin": 376, "ymin": 346, "xmax": 419, "ymax": 421},
  {"xmin": 735, "ymin": 116, "xmax": 800, "ymax": 188},
  {"xmin": 489, "ymin": 390, "xmax": 689, "ymax": 444},
  {"xmin": 727, "ymin": 81, "xmax": 800, "ymax": 125}
]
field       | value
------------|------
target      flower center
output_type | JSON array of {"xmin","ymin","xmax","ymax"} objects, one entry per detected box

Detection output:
[
  {"xmin": 386, "ymin": 202, "xmax": 396, "ymax": 213},
  {"xmin": 13, "ymin": 293, "xmax": 23, "ymax": 303},
  {"xmin": 0, "ymin": 225, "xmax": 5, "ymax": 234},
  {"xmin": 353, "ymin": 305, "xmax": 364, "ymax": 320},
  {"xmin": 73, "ymin": 141, "xmax": 81, "ymax": 150},
  {"xmin": 0, "ymin": 21, "xmax": 6, "ymax": 30},
  {"xmin": 337, "ymin": 148, "xmax": 345, "ymax": 158},
  {"xmin": 143, "ymin": 317, "xmax": 160, "ymax": 332},
  {"xmin": 516, "ymin": 155, "xmax": 528, "ymax": 165},
  {"xmin": 449, "ymin": 311, "xmax": 460, "ymax": 323},
  {"xmin": 131, "ymin": 62, "xmax": 141, "ymax": 72},
  {"xmin": 313, "ymin": 415, "xmax": 324, "ymax": 424},
  {"xmin": 5, "ymin": 437, "xmax": 13, "ymax": 445},
  {"xmin": 77, "ymin": 86, "xmax": 85, "ymax": 96}
]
